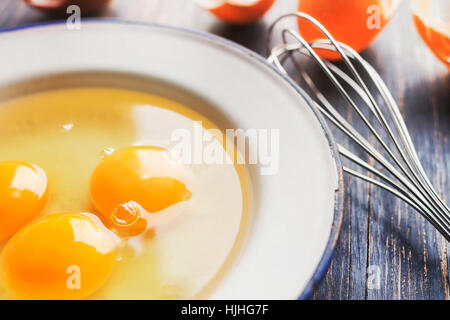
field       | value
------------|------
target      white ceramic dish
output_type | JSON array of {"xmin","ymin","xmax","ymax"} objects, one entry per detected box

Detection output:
[{"xmin": 0, "ymin": 20, "xmax": 344, "ymax": 300}]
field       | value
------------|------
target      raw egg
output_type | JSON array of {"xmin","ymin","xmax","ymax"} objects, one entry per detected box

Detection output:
[
  {"xmin": 0, "ymin": 88, "xmax": 247, "ymax": 299},
  {"xmin": 413, "ymin": 0, "xmax": 450, "ymax": 68},
  {"xmin": 0, "ymin": 213, "xmax": 118, "ymax": 300},
  {"xmin": 297, "ymin": 0, "xmax": 400, "ymax": 60},
  {"xmin": 90, "ymin": 146, "xmax": 192, "ymax": 235},
  {"xmin": 0, "ymin": 160, "xmax": 48, "ymax": 242}
]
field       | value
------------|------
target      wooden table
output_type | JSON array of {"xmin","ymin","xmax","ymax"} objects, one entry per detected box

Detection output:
[{"xmin": 1, "ymin": 0, "xmax": 448, "ymax": 300}]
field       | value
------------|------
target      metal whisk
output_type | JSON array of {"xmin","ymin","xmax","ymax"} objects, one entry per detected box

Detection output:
[{"xmin": 267, "ymin": 13, "xmax": 450, "ymax": 241}]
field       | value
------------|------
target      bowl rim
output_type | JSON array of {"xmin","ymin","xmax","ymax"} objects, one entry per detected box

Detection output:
[{"xmin": 0, "ymin": 18, "xmax": 345, "ymax": 299}]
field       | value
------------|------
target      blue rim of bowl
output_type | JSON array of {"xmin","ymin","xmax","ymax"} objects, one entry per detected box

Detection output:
[{"xmin": 0, "ymin": 18, "xmax": 345, "ymax": 300}]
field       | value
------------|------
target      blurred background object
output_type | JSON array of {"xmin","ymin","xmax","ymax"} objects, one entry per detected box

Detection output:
[
  {"xmin": 296, "ymin": 0, "xmax": 401, "ymax": 59},
  {"xmin": 412, "ymin": 0, "xmax": 450, "ymax": 68},
  {"xmin": 24, "ymin": 0, "xmax": 111, "ymax": 15},
  {"xmin": 194, "ymin": 0, "xmax": 274, "ymax": 24}
]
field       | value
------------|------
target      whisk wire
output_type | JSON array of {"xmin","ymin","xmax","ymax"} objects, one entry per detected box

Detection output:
[
  {"xmin": 267, "ymin": 13, "xmax": 450, "ymax": 241},
  {"xmin": 277, "ymin": 35, "xmax": 448, "ymax": 228}
]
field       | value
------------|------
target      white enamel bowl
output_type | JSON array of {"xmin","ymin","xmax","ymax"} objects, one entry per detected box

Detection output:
[{"xmin": 0, "ymin": 20, "xmax": 344, "ymax": 300}]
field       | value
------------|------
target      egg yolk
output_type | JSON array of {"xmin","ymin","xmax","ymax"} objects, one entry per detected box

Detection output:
[
  {"xmin": 0, "ymin": 213, "xmax": 118, "ymax": 300},
  {"xmin": 90, "ymin": 146, "xmax": 191, "ymax": 235},
  {"xmin": 0, "ymin": 160, "xmax": 48, "ymax": 241},
  {"xmin": 413, "ymin": 0, "xmax": 450, "ymax": 68}
]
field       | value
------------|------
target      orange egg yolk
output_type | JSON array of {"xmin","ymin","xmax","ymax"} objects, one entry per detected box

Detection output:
[
  {"xmin": 413, "ymin": 0, "xmax": 450, "ymax": 68},
  {"xmin": 90, "ymin": 146, "xmax": 192, "ymax": 235},
  {"xmin": 0, "ymin": 213, "xmax": 118, "ymax": 300},
  {"xmin": 0, "ymin": 160, "xmax": 48, "ymax": 241}
]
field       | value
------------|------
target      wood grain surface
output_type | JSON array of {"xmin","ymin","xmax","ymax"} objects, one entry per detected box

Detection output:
[{"xmin": 0, "ymin": 0, "xmax": 448, "ymax": 300}]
